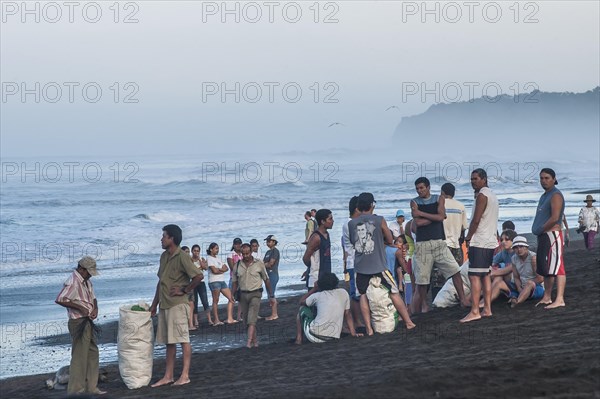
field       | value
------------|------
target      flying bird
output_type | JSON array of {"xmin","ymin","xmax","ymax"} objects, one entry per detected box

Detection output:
[
  {"xmin": 328, "ymin": 122, "xmax": 345, "ymax": 128},
  {"xmin": 385, "ymin": 105, "xmax": 400, "ymax": 111}
]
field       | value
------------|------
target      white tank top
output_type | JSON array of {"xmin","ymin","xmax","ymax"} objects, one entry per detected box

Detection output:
[{"xmin": 470, "ymin": 186, "xmax": 499, "ymax": 249}]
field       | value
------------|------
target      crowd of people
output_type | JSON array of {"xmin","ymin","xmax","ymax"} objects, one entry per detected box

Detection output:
[{"xmin": 53, "ymin": 168, "xmax": 599, "ymax": 394}]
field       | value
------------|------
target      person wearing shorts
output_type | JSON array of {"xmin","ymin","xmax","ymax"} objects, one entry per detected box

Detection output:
[
  {"xmin": 532, "ymin": 168, "xmax": 566, "ymax": 309},
  {"xmin": 263, "ymin": 235, "xmax": 280, "ymax": 321},
  {"xmin": 295, "ymin": 273, "xmax": 360, "ymax": 344},
  {"xmin": 410, "ymin": 178, "xmax": 469, "ymax": 315},
  {"xmin": 150, "ymin": 224, "xmax": 204, "ymax": 388},
  {"xmin": 461, "ymin": 169, "xmax": 499, "ymax": 323},
  {"xmin": 342, "ymin": 196, "xmax": 364, "ymax": 329},
  {"xmin": 232, "ymin": 243, "xmax": 273, "ymax": 348},
  {"xmin": 349, "ymin": 192, "xmax": 415, "ymax": 335}
]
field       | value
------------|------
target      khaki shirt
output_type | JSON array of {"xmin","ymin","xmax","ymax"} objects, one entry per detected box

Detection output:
[
  {"xmin": 233, "ymin": 258, "xmax": 269, "ymax": 291},
  {"xmin": 157, "ymin": 247, "xmax": 202, "ymax": 309}
]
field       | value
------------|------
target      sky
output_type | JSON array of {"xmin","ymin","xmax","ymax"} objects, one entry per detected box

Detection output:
[{"xmin": 1, "ymin": 0, "xmax": 599, "ymax": 157}]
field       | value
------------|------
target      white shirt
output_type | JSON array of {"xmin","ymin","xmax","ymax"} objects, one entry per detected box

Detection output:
[
  {"xmin": 579, "ymin": 206, "xmax": 600, "ymax": 232},
  {"xmin": 207, "ymin": 256, "xmax": 227, "ymax": 283},
  {"xmin": 470, "ymin": 187, "xmax": 499, "ymax": 249},
  {"xmin": 443, "ymin": 197, "xmax": 468, "ymax": 249},
  {"xmin": 342, "ymin": 218, "xmax": 355, "ymax": 269},
  {"xmin": 305, "ymin": 288, "xmax": 350, "ymax": 339}
]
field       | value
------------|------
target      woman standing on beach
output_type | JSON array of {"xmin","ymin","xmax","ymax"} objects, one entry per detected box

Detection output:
[
  {"xmin": 191, "ymin": 244, "xmax": 213, "ymax": 327},
  {"xmin": 578, "ymin": 195, "xmax": 600, "ymax": 250},
  {"xmin": 227, "ymin": 238, "xmax": 244, "ymax": 321},
  {"xmin": 207, "ymin": 243, "xmax": 236, "ymax": 325}
]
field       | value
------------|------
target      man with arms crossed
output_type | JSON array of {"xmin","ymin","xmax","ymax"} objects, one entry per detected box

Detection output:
[
  {"xmin": 410, "ymin": 177, "xmax": 470, "ymax": 314},
  {"xmin": 150, "ymin": 224, "xmax": 204, "ymax": 387},
  {"xmin": 461, "ymin": 169, "xmax": 499, "ymax": 323},
  {"xmin": 532, "ymin": 168, "xmax": 566, "ymax": 309}
]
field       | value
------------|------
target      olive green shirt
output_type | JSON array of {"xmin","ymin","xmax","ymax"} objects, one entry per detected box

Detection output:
[
  {"xmin": 157, "ymin": 247, "xmax": 201, "ymax": 309},
  {"xmin": 232, "ymin": 258, "xmax": 269, "ymax": 291}
]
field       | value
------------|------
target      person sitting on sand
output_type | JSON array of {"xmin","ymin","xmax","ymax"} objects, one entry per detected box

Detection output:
[
  {"xmin": 489, "ymin": 236, "xmax": 544, "ymax": 307},
  {"xmin": 490, "ymin": 229, "xmax": 518, "ymax": 284},
  {"xmin": 232, "ymin": 243, "xmax": 274, "ymax": 348},
  {"xmin": 206, "ymin": 243, "xmax": 237, "ymax": 325},
  {"xmin": 295, "ymin": 272, "xmax": 361, "ymax": 344}
]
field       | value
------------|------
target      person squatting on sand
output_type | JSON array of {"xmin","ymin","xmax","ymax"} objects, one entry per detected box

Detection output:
[
  {"xmin": 578, "ymin": 195, "xmax": 600, "ymax": 250},
  {"xmin": 533, "ymin": 168, "xmax": 567, "ymax": 309},
  {"xmin": 295, "ymin": 272, "xmax": 362, "ymax": 344},
  {"xmin": 206, "ymin": 243, "xmax": 237, "ymax": 325},
  {"xmin": 410, "ymin": 177, "xmax": 470, "ymax": 314},
  {"xmin": 349, "ymin": 192, "xmax": 415, "ymax": 335},
  {"xmin": 150, "ymin": 224, "xmax": 204, "ymax": 387},
  {"xmin": 55, "ymin": 256, "xmax": 106, "ymax": 396},
  {"xmin": 461, "ymin": 169, "xmax": 499, "ymax": 323},
  {"xmin": 232, "ymin": 243, "xmax": 274, "ymax": 348},
  {"xmin": 303, "ymin": 209, "xmax": 333, "ymax": 290},
  {"xmin": 490, "ymin": 236, "xmax": 544, "ymax": 307},
  {"xmin": 491, "ymin": 229, "xmax": 518, "ymax": 285}
]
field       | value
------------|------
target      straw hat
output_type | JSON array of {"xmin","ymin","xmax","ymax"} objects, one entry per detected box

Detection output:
[{"xmin": 584, "ymin": 195, "xmax": 597, "ymax": 203}]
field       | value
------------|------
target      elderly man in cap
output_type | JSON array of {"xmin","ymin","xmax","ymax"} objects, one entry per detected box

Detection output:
[
  {"xmin": 389, "ymin": 210, "xmax": 406, "ymax": 240},
  {"xmin": 55, "ymin": 256, "xmax": 105, "ymax": 395},
  {"xmin": 578, "ymin": 195, "xmax": 600, "ymax": 251}
]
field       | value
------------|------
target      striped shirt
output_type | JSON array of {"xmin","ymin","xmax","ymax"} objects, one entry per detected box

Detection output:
[{"xmin": 56, "ymin": 270, "xmax": 96, "ymax": 319}]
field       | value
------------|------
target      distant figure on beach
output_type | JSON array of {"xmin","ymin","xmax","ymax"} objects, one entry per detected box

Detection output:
[
  {"xmin": 55, "ymin": 256, "xmax": 105, "ymax": 396},
  {"xmin": 191, "ymin": 244, "xmax": 212, "ymax": 328},
  {"xmin": 303, "ymin": 211, "xmax": 317, "ymax": 244},
  {"xmin": 150, "ymin": 224, "xmax": 204, "ymax": 387},
  {"xmin": 294, "ymin": 272, "xmax": 361, "ymax": 344},
  {"xmin": 250, "ymin": 238, "xmax": 262, "ymax": 260},
  {"xmin": 578, "ymin": 195, "xmax": 600, "ymax": 250},
  {"xmin": 263, "ymin": 235, "xmax": 280, "ymax": 320},
  {"xmin": 181, "ymin": 246, "xmax": 190, "ymax": 255},
  {"xmin": 461, "ymin": 169, "xmax": 499, "ymax": 323},
  {"xmin": 349, "ymin": 192, "xmax": 415, "ymax": 334},
  {"xmin": 303, "ymin": 209, "xmax": 333, "ymax": 290},
  {"xmin": 389, "ymin": 209, "xmax": 405, "ymax": 240},
  {"xmin": 206, "ymin": 243, "xmax": 237, "ymax": 325},
  {"xmin": 410, "ymin": 178, "xmax": 469, "ymax": 314},
  {"xmin": 490, "ymin": 236, "xmax": 544, "ymax": 307},
  {"xmin": 441, "ymin": 183, "xmax": 468, "ymax": 267},
  {"xmin": 532, "ymin": 168, "xmax": 566, "ymax": 309},
  {"xmin": 502, "ymin": 220, "xmax": 516, "ymax": 232},
  {"xmin": 232, "ymin": 243, "xmax": 273, "ymax": 348}
]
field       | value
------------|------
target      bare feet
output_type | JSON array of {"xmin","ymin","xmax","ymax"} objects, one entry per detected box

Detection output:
[
  {"xmin": 294, "ymin": 338, "xmax": 302, "ymax": 345},
  {"xmin": 405, "ymin": 322, "xmax": 416, "ymax": 330},
  {"xmin": 545, "ymin": 301, "xmax": 565, "ymax": 309},
  {"xmin": 151, "ymin": 378, "xmax": 174, "ymax": 388},
  {"xmin": 265, "ymin": 315, "xmax": 279, "ymax": 321},
  {"xmin": 366, "ymin": 327, "xmax": 374, "ymax": 336},
  {"xmin": 225, "ymin": 319, "xmax": 239, "ymax": 324},
  {"xmin": 459, "ymin": 312, "xmax": 481, "ymax": 323},
  {"xmin": 213, "ymin": 321, "xmax": 224, "ymax": 326},
  {"xmin": 535, "ymin": 299, "xmax": 552, "ymax": 307},
  {"xmin": 173, "ymin": 377, "xmax": 190, "ymax": 386},
  {"xmin": 481, "ymin": 310, "xmax": 493, "ymax": 317}
]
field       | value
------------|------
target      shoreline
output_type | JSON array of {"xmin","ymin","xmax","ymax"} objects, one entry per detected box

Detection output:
[{"xmin": 1, "ymin": 239, "xmax": 599, "ymax": 398}]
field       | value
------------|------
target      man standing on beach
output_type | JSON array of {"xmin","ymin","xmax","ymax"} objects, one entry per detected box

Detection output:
[
  {"xmin": 342, "ymin": 196, "xmax": 364, "ymax": 327},
  {"xmin": 349, "ymin": 192, "xmax": 415, "ymax": 335},
  {"xmin": 150, "ymin": 224, "xmax": 204, "ymax": 387},
  {"xmin": 441, "ymin": 183, "xmax": 468, "ymax": 266},
  {"xmin": 232, "ymin": 243, "xmax": 274, "ymax": 348},
  {"xmin": 461, "ymin": 169, "xmax": 499, "ymax": 323},
  {"xmin": 55, "ymin": 256, "xmax": 105, "ymax": 395},
  {"xmin": 303, "ymin": 209, "xmax": 333, "ymax": 290},
  {"xmin": 410, "ymin": 177, "xmax": 470, "ymax": 314},
  {"xmin": 532, "ymin": 168, "xmax": 567, "ymax": 309}
]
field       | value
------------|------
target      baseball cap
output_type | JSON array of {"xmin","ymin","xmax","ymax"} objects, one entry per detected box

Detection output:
[
  {"xmin": 511, "ymin": 236, "xmax": 529, "ymax": 248},
  {"xmin": 396, "ymin": 209, "xmax": 405, "ymax": 218},
  {"xmin": 264, "ymin": 234, "xmax": 278, "ymax": 243},
  {"xmin": 78, "ymin": 256, "xmax": 99, "ymax": 276}
]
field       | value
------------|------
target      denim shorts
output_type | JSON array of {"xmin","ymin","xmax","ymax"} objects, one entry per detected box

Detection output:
[
  {"xmin": 209, "ymin": 281, "xmax": 227, "ymax": 291},
  {"xmin": 267, "ymin": 270, "xmax": 279, "ymax": 296}
]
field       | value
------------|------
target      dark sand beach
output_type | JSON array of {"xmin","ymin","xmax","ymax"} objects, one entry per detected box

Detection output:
[{"xmin": 2, "ymin": 239, "xmax": 599, "ymax": 399}]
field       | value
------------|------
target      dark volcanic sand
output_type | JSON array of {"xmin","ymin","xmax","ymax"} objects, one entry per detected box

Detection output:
[{"xmin": 2, "ymin": 240, "xmax": 599, "ymax": 399}]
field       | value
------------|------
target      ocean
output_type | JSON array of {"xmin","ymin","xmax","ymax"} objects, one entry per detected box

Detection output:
[{"xmin": 1, "ymin": 151, "xmax": 598, "ymax": 378}]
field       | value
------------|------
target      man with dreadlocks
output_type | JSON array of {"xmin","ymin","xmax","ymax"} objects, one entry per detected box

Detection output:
[{"xmin": 55, "ymin": 256, "xmax": 105, "ymax": 395}]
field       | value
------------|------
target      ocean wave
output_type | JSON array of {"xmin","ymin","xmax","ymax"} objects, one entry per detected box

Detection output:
[{"xmin": 208, "ymin": 202, "xmax": 233, "ymax": 209}]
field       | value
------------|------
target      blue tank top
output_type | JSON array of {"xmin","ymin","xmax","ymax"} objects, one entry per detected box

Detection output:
[
  {"xmin": 413, "ymin": 194, "xmax": 446, "ymax": 242},
  {"xmin": 532, "ymin": 186, "xmax": 564, "ymax": 236},
  {"xmin": 314, "ymin": 231, "xmax": 331, "ymax": 278}
]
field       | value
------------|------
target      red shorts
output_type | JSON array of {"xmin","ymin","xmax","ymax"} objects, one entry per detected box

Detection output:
[{"xmin": 536, "ymin": 231, "xmax": 565, "ymax": 276}]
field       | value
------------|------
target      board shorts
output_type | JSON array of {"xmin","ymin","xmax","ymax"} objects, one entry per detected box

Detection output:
[
  {"xmin": 468, "ymin": 247, "xmax": 494, "ymax": 276},
  {"xmin": 356, "ymin": 269, "xmax": 399, "ymax": 296},
  {"xmin": 536, "ymin": 230, "xmax": 565, "ymax": 277},
  {"xmin": 507, "ymin": 281, "xmax": 545, "ymax": 300}
]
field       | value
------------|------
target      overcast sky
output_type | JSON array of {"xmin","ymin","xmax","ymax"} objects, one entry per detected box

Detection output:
[{"xmin": 1, "ymin": 1, "xmax": 599, "ymax": 157}]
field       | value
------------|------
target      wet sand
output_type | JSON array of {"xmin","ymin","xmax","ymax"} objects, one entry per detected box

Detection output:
[{"xmin": 2, "ymin": 239, "xmax": 599, "ymax": 399}]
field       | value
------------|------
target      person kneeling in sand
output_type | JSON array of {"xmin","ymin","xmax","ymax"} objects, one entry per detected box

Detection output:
[
  {"xmin": 295, "ymin": 273, "xmax": 362, "ymax": 344},
  {"xmin": 490, "ymin": 236, "xmax": 544, "ymax": 307}
]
